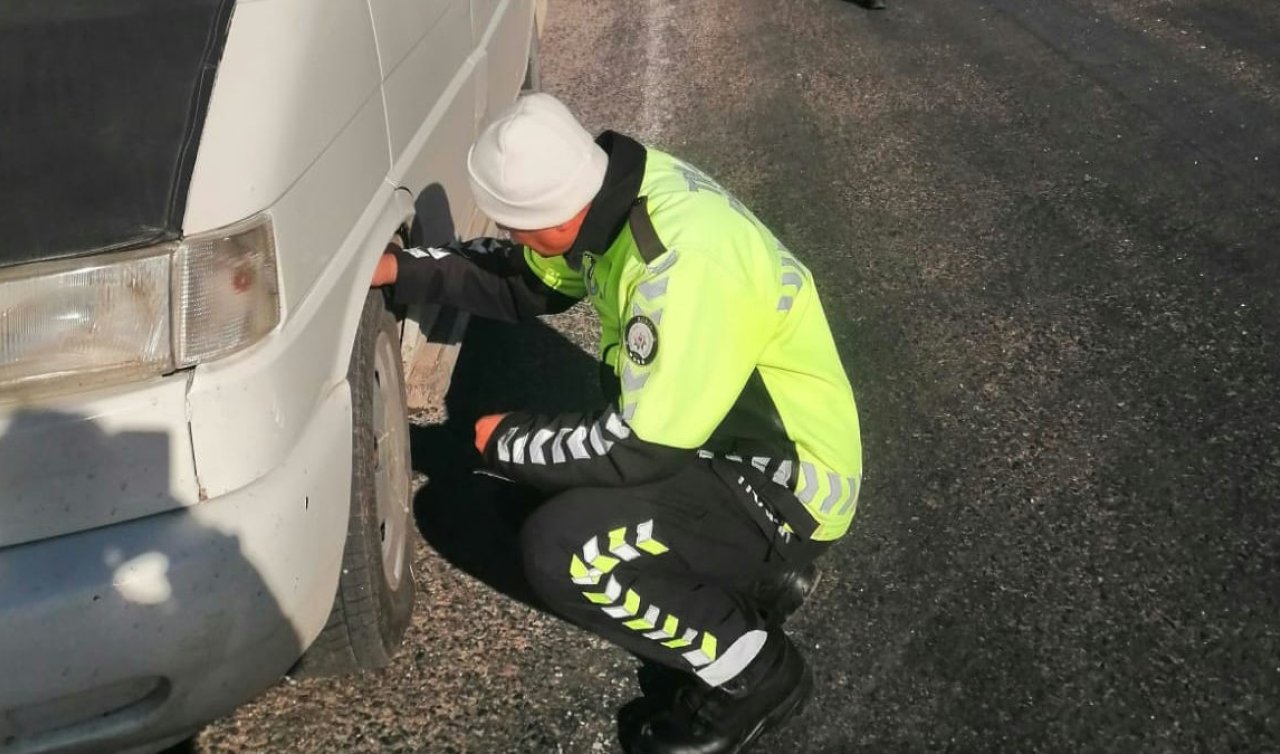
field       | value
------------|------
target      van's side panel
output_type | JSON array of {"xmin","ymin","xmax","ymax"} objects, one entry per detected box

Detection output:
[
  {"xmin": 182, "ymin": 0, "xmax": 387, "ymax": 310},
  {"xmin": 183, "ymin": 103, "xmax": 406, "ymax": 498},
  {"xmin": 476, "ymin": 0, "xmax": 535, "ymax": 124},
  {"xmin": 182, "ymin": 0, "xmax": 400, "ymax": 498},
  {"xmin": 374, "ymin": 0, "xmax": 478, "ymax": 231},
  {"xmin": 366, "ymin": 0, "xmax": 455, "ymax": 89}
]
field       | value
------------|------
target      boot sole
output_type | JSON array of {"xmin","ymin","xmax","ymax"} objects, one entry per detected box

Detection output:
[{"xmin": 732, "ymin": 664, "xmax": 814, "ymax": 753}]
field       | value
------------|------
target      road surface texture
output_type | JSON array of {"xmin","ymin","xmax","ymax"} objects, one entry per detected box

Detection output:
[{"xmin": 196, "ymin": 0, "xmax": 1279, "ymax": 752}]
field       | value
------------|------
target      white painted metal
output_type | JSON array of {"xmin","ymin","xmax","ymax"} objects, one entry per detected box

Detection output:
[
  {"xmin": 0, "ymin": 383, "xmax": 352, "ymax": 752},
  {"xmin": 182, "ymin": 0, "xmax": 386, "ymax": 308},
  {"xmin": 476, "ymin": 0, "xmax": 537, "ymax": 126},
  {"xmin": 0, "ymin": 0, "xmax": 538, "ymax": 749},
  {"xmin": 183, "ymin": 171, "xmax": 410, "ymax": 498},
  {"xmin": 0, "ymin": 375, "xmax": 201, "ymax": 549}
]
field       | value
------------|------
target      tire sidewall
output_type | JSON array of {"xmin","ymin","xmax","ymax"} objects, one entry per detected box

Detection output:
[{"xmin": 348, "ymin": 290, "xmax": 415, "ymax": 662}]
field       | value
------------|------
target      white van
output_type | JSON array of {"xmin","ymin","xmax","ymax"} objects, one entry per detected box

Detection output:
[{"xmin": 0, "ymin": 1, "xmax": 539, "ymax": 751}]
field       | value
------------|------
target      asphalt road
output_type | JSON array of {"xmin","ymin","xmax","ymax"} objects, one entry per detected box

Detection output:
[{"xmin": 197, "ymin": 0, "xmax": 1280, "ymax": 752}]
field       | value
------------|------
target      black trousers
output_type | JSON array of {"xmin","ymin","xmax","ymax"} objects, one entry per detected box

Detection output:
[{"xmin": 519, "ymin": 458, "xmax": 828, "ymax": 687}]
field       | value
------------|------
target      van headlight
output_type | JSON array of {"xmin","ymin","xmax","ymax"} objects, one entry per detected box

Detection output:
[{"xmin": 0, "ymin": 216, "xmax": 280, "ymax": 400}]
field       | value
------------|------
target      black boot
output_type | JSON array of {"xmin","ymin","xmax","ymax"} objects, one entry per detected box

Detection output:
[
  {"xmin": 752, "ymin": 563, "xmax": 820, "ymax": 626},
  {"xmin": 621, "ymin": 564, "xmax": 819, "ymax": 725},
  {"xmin": 618, "ymin": 661, "xmax": 698, "ymax": 744},
  {"xmin": 621, "ymin": 630, "xmax": 812, "ymax": 754}
]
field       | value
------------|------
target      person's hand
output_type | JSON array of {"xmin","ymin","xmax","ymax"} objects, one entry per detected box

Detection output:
[
  {"xmin": 474, "ymin": 413, "xmax": 510, "ymax": 455},
  {"xmin": 371, "ymin": 249, "xmax": 399, "ymax": 287}
]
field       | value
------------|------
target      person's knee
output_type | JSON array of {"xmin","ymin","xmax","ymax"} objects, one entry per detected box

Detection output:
[{"xmin": 519, "ymin": 488, "xmax": 597, "ymax": 593}]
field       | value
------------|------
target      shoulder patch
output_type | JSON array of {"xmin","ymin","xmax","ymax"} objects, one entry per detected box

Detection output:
[{"xmin": 624, "ymin": 315, "xmax": 659, "ymax": 366}]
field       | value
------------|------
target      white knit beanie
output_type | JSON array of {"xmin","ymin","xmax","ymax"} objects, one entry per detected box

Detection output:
[{"xmin": 467, "ymin": 93, "xmax": 609, "ymax": 230}]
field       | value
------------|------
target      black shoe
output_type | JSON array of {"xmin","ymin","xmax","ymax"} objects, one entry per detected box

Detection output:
[
  {"xmin": 752, "ymin": 563, "xmax": 820, "ymax": 625},
  {"xmin": 618, "ymin": 659, "xmax": 699, "ymax": 735},
  {"xmin": 620, "ymin": 562, "xmax": 817, "ymax": 725},
  {"xmin": 621, "ymin": 631, "xmax": 812, "ymax": 754}
]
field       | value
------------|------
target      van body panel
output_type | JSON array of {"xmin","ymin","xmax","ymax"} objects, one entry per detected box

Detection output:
[
  {"xmin": 181, "ymin": 0, "xmax": 385, "ymax": 246},
  {"xmin": 0, "ymin": 377, "xmax": 201, "ymax": 549}
]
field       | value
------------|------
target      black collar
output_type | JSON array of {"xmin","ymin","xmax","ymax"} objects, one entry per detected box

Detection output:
[{"xmin": 566, "ymin": 131, "xmax": 646, "ymax": 269}]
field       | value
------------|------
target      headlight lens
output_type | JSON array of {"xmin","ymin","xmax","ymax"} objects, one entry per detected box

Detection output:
[
  {"xmin": 0, "ymin": 216, "xmax": 280, "ymax": 400},
  {"xmin": 0, "ymin": 252, "xmax": 173, "ymax": 396}
]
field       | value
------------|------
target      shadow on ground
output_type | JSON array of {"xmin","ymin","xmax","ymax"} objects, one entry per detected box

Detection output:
[{"xmin": 409, "ymin": 315, "xmax": 604, "ymax": 612}]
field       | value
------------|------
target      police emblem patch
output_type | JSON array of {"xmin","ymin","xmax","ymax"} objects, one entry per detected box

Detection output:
[{"xmin": 624, "ymin": 316, "xmax": 658, "ymax": 366}]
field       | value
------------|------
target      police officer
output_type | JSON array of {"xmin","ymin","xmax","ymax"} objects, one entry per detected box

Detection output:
[{"xmin": 372, "ymin": 94, "xmax": 862, "ymax": 754}]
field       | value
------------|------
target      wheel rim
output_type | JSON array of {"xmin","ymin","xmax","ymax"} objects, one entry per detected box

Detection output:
[{"xmin": 371, "ymin": 329, "xmax": 410, "ymax": 590}]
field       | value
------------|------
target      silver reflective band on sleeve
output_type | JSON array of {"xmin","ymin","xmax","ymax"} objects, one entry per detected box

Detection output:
[
  {"xmin": 646, "ymin": 249, "xmax": 680, "ymax": 275},
  {"xmin": 819, "ymin": 470, "xmax": 844, "ymax": 513},
  {"xmin": 551, "ymin": 427, "xmax": 573, "ymax": 464},
  {"xmin": 778, "ymin": 296, "xmax": 794, "ymax": 311},
  {"xmin": 781, "ymin": 272, "xmax": 804, "ymax": 289},
  {"xmin": 406, "ymin": 246, "xmax": 453, "ymax": 260},
  {"xmin": 838, "ymin": 476, "xmax": 861, "ymax": 516},
  {"xmin": 751, "ymin": 456, "xmax": 769, "ymax": 472},
  {"xmin": 496, "ymin": 427, "xmax": 517, "ymax": 463},
  {"xmin": 636, "ymin": 277, "xmax": 669, "ymax": 300},
  {"xmin": 772, "ymin": 459, "xmax": 793, "ymax": 486},
  {"xmin": 695, "ymin": 630, "xmax": 768, "ymax": 687},
  {"xmin": 797, "ymin": 462, "xmax": 819, "ymax": 504},
  {"xmin": 529, "ymin": 428, "xmax": 555, "ymax": 464},
  {"xmin": 633, "ymin": 302, "xmax": 666, "ymax": 326},
  {"xmin": 588, "ymin": 423, "xmax": 608, "ymax": 454},
  {"xmin": 605, "ymin": 412, "xmax": 632, "ymax": 439},
  {"xmin": 512, "ymin": 433, "xmax": 529, "ymax": 464},
  {"xmin": 622, "ymin": 363, "xmax": 649, "ymax": 391},
  {"xmin": 567, "ymin": 426, "xmax": 591, "ymax": 460}
]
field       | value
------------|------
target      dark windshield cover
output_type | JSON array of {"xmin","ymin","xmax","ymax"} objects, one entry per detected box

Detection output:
[{"xmin": 0, "ymin": 0, "xmax": 233, "ymax": 269}]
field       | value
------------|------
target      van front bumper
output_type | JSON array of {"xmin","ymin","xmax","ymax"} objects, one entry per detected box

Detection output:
[{"xmin": 0, "ymin": 383, "xmax": 352, "ymax": 754}]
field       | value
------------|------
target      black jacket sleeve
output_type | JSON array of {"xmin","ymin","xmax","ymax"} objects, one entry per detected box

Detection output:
[
  {"xmin": 482, "ymin": 406, "xmax": 695, "ymax": 491},
  {"xmin": 389, "ymin": 238, "xmax": 578, "ymax": 323}
]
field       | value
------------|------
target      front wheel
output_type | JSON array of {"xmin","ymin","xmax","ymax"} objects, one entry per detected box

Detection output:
[{"xmin": 293, "ymin": 290, "xmax": 415, "ymax": 676}]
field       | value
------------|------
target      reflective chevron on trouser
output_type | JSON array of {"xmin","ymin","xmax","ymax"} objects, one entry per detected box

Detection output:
[{"xmin": 566, "ymin": 519, "xmax": 720, "ymax": 670}]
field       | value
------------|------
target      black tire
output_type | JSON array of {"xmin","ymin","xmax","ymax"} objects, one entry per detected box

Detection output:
[{"xmin": 292, "ymin": 290, "xmax": 415, "ymax": 677}]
